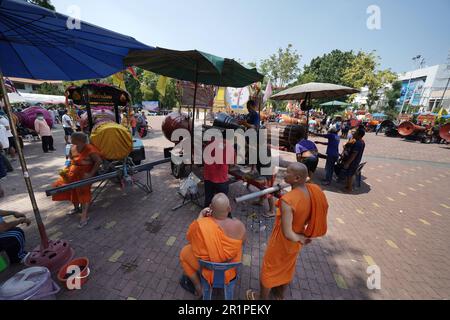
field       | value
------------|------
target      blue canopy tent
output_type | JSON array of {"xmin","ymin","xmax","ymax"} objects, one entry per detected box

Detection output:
[
  {"xmin": 0, "ymin": 0, "xmax": 154, "ymax": 257},
  {"xmin": 0, "ymin": 0, "xmax": 152, "ymax": 79},
  {"xmin": 372, "ymin": 113, "xmax": 387, "ymax": 119}
]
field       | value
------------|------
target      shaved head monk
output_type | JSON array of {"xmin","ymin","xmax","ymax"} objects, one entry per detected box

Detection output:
[
  {"xmin": 247, "ymin": 163, "xmax": 328, "ymax": 300},
  {"xmin": 180, "ymin": 193, "xmax": 246, "ymax": 297},
  {"xmin": 52, "ymin": 132, "xmax": 102, "ymax": 228}
]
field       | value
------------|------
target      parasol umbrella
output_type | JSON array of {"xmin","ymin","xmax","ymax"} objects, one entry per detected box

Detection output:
[
  {"xmin": 271, "ymin": 82, "xmax": 359, "ymax": 137},
  {"xmin": 0, "ymin": 0, "xmax": 153, "ymax": 270},
  {"xmin": 125, "ymin": 47, "xmax": 264, "ymax": 160}
]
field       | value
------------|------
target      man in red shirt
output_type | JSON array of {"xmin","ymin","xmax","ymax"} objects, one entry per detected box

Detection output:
[{"xmin": 203, "ymin": 137, "xmax": 236, "ymax": 208}]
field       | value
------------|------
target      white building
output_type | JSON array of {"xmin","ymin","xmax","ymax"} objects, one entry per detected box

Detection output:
[
  {"xmin": 398, "ymin": 64, "xmax": 450, "ymax": 112},
  {"xmin": 8, "ymin": 77, "xmax": 63, "ymax": 94},
  {"xmin": 352, "ymin": 64, "xmax": 450, "ymax": 112}
]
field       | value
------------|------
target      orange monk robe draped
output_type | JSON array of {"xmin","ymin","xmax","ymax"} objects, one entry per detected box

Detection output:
[
  {"xmin": 260, "ymin": 183, "xmax": 328, "ymax": 289},
  {"xmin": 52, "ymin": 144, "xmax": 102, "ymax": 205},
  {"xmin": 180, "ymin": 217, "xmax": 243, "ymax": 285}
]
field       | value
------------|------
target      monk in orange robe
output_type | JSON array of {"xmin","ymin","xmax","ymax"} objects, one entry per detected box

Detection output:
[
  {"xmin": 247, "ymin": 162, "xmax": 328, "ymax": 300},
  {"xmin": 180, "ymin": 193, "xmax": 246, "ymax": 297},
  {"xmin": 52, "ymin": 132, "xmax": 102, "ymax": 228}
]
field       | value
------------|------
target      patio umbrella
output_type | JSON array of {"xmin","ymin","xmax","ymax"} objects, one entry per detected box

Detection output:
[
  {"xmin": 125, "ymin": 47, "xmax": 264, "ymax": 160},
  {"xmin": 372, "ymin": 113, "xmax": 387, "ymax": 119},
  {"xmin": 271, "ymin": 82, "xmax": 359, "ymax": 137},
  {"xmin": 0, "ymin": 0, "xmax": 153, "ymax": 253},
  {"xmin": 125, "ymin": 48, "xmax": 263, "ymax": 88},
  {"xmin": 0, "ymin": 0, "xmax": 152, "ymax": 80}
]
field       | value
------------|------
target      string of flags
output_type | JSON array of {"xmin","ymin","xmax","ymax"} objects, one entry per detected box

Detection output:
[{"xmin": 3, "ymin": 77, "xmax": 20, "ymax": 95}]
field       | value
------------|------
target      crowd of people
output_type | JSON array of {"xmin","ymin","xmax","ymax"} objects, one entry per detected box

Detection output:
[{"xmin": 0, "ymin": 99, "xmax": 367, "ymax": 301}]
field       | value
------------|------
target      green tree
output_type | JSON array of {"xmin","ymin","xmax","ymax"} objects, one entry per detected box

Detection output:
[
  {"xmin": 28, "ymin": 0, "xmax": 55, "ymax": 10},
  {"xmin": 343, "ymin": 51, "xmax": 397, "ymax": 110},
  {"xmin": 37, "ymin": 82, "xmax": 64, "ymax": 95},
  {"xmin": 140, "ymin": 70, "xmax": 159, "ymax": 101},
  {"xmin": 160, "ymin": 79, "xmax": 178, "ymax": 109},
  {"xmin": 297, "ymin": 50, "xmax": 357, "ymax": 86},
  {"xmin": 139, "ymin": 70, "xmax": 178, "ymax": 109},
  {"xmin": 260, "ymin": 44, "xmax": 301, "ymax": 89},
  {"xmin": 383, "ymin": 81, "xmax": 402, "ymax": 119},
  {"xmin": 124, "ymin": 73, "xmax": 143, "ymax": 105}
]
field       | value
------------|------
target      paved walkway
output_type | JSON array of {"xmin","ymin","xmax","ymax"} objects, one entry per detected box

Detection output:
[{"xmin": 0, "ymin": 117, "xmax": 449, "ymax": 300}]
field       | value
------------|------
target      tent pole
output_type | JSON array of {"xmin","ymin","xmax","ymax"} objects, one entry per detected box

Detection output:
[
  {"xmin": 305, "ymin": 93, "xmax": 311, "ymax": 139},
  {"xmin": 0, "ymin": 70, "xmax": 49, "ymax": 249},
  {"xmin": 191, "ymin": 63, "xmax": 199, "ymax": 166}
]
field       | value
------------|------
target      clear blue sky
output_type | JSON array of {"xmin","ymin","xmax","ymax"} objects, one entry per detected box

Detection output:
[{"xmin": 52, "ymin": 0, "xmax": 450, "ymax": 73}]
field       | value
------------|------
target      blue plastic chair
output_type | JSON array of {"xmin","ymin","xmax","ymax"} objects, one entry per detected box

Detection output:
[
  {"xmin": 198, "ymin": 260, "xmax": 241, "ymax": 300},
  {"xmin": 355, "ymin": 162, "xmax": 367, "ymax": 188}
]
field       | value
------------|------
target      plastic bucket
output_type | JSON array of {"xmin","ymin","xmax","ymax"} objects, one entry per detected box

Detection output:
[
  {"xmin": 57, "ymin": 257, "xmax": 90, "ymax": 290},
  {"xmin": 0, "ymin": 267, "xmax": 60, "ymax": 300}
]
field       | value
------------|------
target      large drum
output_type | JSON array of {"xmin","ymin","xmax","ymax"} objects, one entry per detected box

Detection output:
[
  {"xmin": 90, "ymin": 122, "xmax": 132, "ymax": 160},
  {"xmin": 17, "ymin": 106, "xmax": 53, "ymax": 130},
  {"xmin": 213, "ymin": 113, "xmax": 242, "ymax": 130},
  {"xmin": 439, "ymin": 123, "xmax": 450, "ymax": 142},
  {"xmin": 349, "ymin": 118, "xmax": 361, "ymax": 128},
  {"xmin": 161, "ymin": 112, "xmax": 190, "ymax": 143},
  {"xmin": 398, "ymin": 121, "xmax": 426, "ymax": 137},
  {"xmin": 268, "ymin": 124, "xmax": 306, "ymax": 152},
  {"xmin": 280, "ymin": 114, "xmax": 303, "ymax": 125}
]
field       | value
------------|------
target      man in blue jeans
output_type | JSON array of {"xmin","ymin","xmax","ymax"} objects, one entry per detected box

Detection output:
[{"xmin": 314, "ymin": 127, "xmax": 340, "ymax": 185}]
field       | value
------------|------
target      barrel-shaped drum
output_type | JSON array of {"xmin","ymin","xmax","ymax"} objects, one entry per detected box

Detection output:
[
  {"xmin": 213, "ymin": 113, "xmax": 242, "ymax": 130},
  {"xmin": 268, "ymin": 124, "xmax": 306, "ymax": 152},
  {"xmin": 90, "ymin": 122, "xmax": 132, "ymax": 160},
  {"xmin": 439, "ymin": 123, "xmax": 450, "ymax": 142},
  {"xmin": 398, "ymin": 121, "xmax": 426, "ymax": 137},
  {"xmin": 162, "ymin": 112, "xmax": 190, "ymax": 143},
  {"xmin": 18, "ymin": 106, "xmax": 53, "ymax": 130}
]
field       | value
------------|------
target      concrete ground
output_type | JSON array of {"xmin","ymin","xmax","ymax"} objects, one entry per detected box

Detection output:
[{"xmin": 0, "ymin": 116, "xmax": 449, "ymax": 300}]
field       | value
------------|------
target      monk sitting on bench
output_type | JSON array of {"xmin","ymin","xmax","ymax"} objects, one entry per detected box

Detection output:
[{"xmin": 179, "ymin": 193, "xmax": 246, "ymax": 297}]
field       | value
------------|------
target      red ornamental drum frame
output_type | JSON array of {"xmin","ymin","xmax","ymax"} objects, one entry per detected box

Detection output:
[{"xmin": 65, "ymin": 83, "xmax": 131, "ymax": 133}]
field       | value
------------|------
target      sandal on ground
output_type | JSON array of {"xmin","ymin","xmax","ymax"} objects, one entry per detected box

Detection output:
[
  {"xmin": 67, "ymin": 207, "xmax": 81, "ymax": 215},
  {"xmin": 246, "ymin": 289, "xmax": 257, "ymax": 300},
  {"xmin": 179, "ymin": 275, "xmax": 197, "ymax": 296},
  {"xmin": 262, "ymin": 212, "xmax": 276, "ymax": 218},
  {"xmin": 78, "ymin": 217, "xmax": 90, "ymax": 229}
]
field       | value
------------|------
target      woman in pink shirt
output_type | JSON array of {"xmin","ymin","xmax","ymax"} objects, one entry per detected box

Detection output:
[{"xmin": 34, "ymin": 112, "xmax": 55, "ymax": 153}]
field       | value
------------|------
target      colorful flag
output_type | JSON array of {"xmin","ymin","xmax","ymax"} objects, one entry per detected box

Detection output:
[
  {"xmin": 3, "ymin": 77, "xmax": 19, "ymax": 94},
  {"xmin": 214, "ymin": 87, "xmax": 226, "ymax": 107},
  {"xmin": 127, "ymin": 67, "xmax": 139, "ymax": 81},
  {"xmin": 112, "ymin": 72, "xmax": 126, "ymax": 90},
  {"xmin": 156, "ymin": 76, "xmax": 168, "ymax": 97},
  {"xmin": 437, "ymin": 107, "xmax": 444, "ymax": 119},
  {"xmin": 263, "ymin": 80, "xmax": 273, "ymax": 103}
]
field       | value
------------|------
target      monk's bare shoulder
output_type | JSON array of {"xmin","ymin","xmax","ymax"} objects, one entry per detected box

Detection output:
[{"xmin": 230, "ymin": 218, "xmax": 246, "ymax": 240}]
